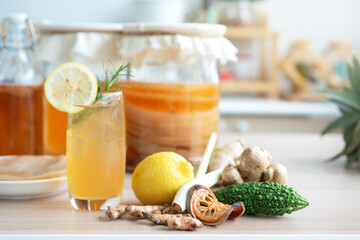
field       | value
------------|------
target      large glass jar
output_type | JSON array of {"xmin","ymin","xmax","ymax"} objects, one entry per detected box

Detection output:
[
  {"xmin": 34, "ymin": 23, "xmax": 237, "ymax": 169},
  {"xmin": 0, "ymin": 13, "xmax": 43, "ymax": 155},
  {"xmin": 119, "ymin": 24, "xmax": 237, "ymax": 170},
  {"xmin": 123, "ymin": 56, "xmax": 220, "ymax": 170}
]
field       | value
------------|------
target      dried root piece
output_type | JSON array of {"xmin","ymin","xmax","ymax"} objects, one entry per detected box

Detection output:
[
  {"xmin": 106, "ymin": 204, "xmax": 170, "ymax": 220},
  {"xmin": 166, "ymin": 215, "xmax": 203, "ymax": 230},
  {"xmin": 262, "ymin": 163, "xmax": 288, "ymax": 185},
  {"xmin": 106, "ymin": 205, "xmax": 128, "ymax": 219},
  {"xmin": 162, "ymin": 206, "xmax": 176, "ymax": 214},
  {"xmin": 143, "ymin": 212, "xmax": 203, "ymax": 231},
  {"xmin": 126, "ymin": 204, "xmax": 169, "ymax": 218}
]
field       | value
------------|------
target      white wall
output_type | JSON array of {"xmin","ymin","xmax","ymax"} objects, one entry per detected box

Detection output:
[
  {"xmin": 267, "ymin": 0, "xmax": 360, "ymax": 56},
  {"xmin": 0, "ymin": 0, "xmax": 188, "ymax": 23},
  {"xmin": 0, "ymin": 0, "xmax": 359, "ymax": 55}
]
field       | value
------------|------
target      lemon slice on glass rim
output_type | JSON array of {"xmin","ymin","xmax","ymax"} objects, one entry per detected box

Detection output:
[{"xmin": 44, "ymin": 62, "xmax": 98, "ymax": 113}]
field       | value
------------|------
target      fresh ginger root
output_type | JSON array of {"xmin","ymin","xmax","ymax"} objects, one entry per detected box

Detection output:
[
  {"xmin": 211, "ymin": 140, "xmax": 288, "ymax": 186},
  {"xmin": 208, "ymin": 139, "xmax": 245, "ymax": 172},
  {"xmin": 220, "ymin": 164, "xmax": 244, "ymax": 186},
  {"xmin": 262, "ymin": 163, "xmax": 288, "ymax": 185},
  {"xmin": 106, "ymin": 204, "xmax": 170, "ymax": 220},
  {"xmin": 236, "ymin": 146, "xmax": 273, "ymax": 182},
  {"xmin": 143, "ymin": 212, "xmax": 203, "ymax": 231}
]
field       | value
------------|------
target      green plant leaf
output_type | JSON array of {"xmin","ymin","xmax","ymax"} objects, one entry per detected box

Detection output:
[
  {"xmin": 326, "ymin": 130, "xmax": 358, "ymax": 163},
  {"xmin": 357, "ymin": 146, "xmax": 360, "ymax": 167},
  {"xmin": 326, "ymin": 148, "xmax": 346, "ymax": 162},
  {"xmin": 353, "ymin": 120, "xmax": 360, "ymax": 144},
  {"xmin": 348, "ymin": 57, "xmax": 360, "ymax": 95},
  {"xmin": 329, "ymin": 99, "xmax": 357, "ymax": 114},
  {"xmin": 321, "ymin": 112, "xmax": 358, "ymax": 135},
  {"xmin": 343, "ymin": 123, "xmax": 355, "ymax": 145},
  {"xmin": 111, "ymin": 84, "xmax": 131, "ymax": 88},
  {"xmin": 343, "ymin": 125, "xmax": 359, "ymax": 157},
  {"xmin": 320, "ymin": 57, "xmax": 360, "ymax": 169},
  {"xmin": 317, "ymin": 89, "xmax": 360, "ymax": 111},
  {"xmin": 346, "ymin": 151, "xmax": 358, "ymax": 168},
  {"xmin": 345, "ymin": 141, "xmax": 358, "ymax": 155}
]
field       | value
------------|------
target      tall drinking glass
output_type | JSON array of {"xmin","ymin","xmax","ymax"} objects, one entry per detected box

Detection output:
[{"xmin": 66, "ymin": 92, "xmax": 125, "ymax": 211}]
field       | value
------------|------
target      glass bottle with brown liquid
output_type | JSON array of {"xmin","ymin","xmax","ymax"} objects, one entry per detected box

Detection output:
[{"xmin": 0, "ymin": 13, "xmax": 43, "ymax": 155}]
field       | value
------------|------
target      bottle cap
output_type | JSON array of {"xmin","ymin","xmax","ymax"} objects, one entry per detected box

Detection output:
[
  {"xmin": 8, "ymin": 13, "xmax": 27, "ymax": 29},
  {"xmin": 0, "ymin": 13, "xmax": 37, "ymax": 50}
]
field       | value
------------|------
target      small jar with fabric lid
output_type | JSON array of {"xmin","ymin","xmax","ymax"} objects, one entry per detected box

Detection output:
[{"xmin": 118, "ymin": 23, "xmax": 237, "ymax": 171}]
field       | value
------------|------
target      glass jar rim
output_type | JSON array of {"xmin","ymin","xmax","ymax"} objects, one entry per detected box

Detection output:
[
  {"xmin": 96, "ymin": 91, "xmax": 123, "ymax": 105},
  {"xmin": 36, "ymin": 22, "xmax": 227, "ymax": 37},
  {"xmin": 98, "ymin": 91, "xmax": 123, "ymax": 96},
  {"xmin": 70, "ymin": 91, "xmax": 123, "ymax": 109}
]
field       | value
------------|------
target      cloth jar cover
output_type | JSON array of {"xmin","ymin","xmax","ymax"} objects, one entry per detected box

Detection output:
[{"xmin": 34, "ymin": 23, "xmax": 238, "ymax": 67}]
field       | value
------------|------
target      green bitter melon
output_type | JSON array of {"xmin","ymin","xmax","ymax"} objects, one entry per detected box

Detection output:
[{"xmin": 214, "ymin": 182, "xmax": 309, "ymax": 216}]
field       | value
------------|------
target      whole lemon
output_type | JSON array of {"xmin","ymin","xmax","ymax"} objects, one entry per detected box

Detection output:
[{"xmin": 132, "ymin": 152, "xmax": 194, "ymax": 205}]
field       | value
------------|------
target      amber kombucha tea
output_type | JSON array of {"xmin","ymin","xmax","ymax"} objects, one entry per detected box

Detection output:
[
  {"xmin": 44, "ymin": 100, "xmax": 67, "ymax": 155},
  {"xmin": 0, "ymin": 85, "xmax": 43, "ymax": 155},
  {"xmin": 66, "ymin": 92, "xmax": 125, "ymax": 211},
  {"xmin": 123, "ymin": 81, "xmax": 220, "ymax": 171}
]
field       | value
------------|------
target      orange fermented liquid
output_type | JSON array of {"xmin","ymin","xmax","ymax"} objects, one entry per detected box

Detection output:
[
  {"xmin": 66, "ymin": 95, "xmax": 125, "ymax": 201},
  {"xmin": 44, "ymin": 100, "xmax": 67, "ymax": 155},
  {"xmin": 123, "ymin": 81, "xmax": 220, "ymax": 170},
  {"xmin": 0, "ymin": 85, "xmax": 43, "ymax": 155}
]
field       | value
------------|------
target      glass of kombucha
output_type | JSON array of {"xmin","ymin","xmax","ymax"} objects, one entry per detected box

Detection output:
[
  {"xmin": 66, "ymin": 92, "xmax": 126, "ymax": 211},
  {"xmin": 42, "ymin": 63, "xmax": 103, "ymax": 156}
]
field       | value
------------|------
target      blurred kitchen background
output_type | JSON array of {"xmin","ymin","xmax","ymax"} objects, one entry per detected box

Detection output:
[{"xmin": 2, "ymin": 0, "xmax": 358, "ymax": 134}]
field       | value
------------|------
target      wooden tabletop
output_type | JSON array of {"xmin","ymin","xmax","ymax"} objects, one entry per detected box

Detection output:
[{"xmin": 1, "ymin": 133, "xmax": 360, "ymax": 238}]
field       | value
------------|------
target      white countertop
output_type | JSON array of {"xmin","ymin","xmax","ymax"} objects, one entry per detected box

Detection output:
[
  {"xmin": 1, "ymin": 133, "xmax": 359, "ymax": 240},
  {"xmin": 219, "ymin": 97, "xmax": 340, "ymax": 118}
]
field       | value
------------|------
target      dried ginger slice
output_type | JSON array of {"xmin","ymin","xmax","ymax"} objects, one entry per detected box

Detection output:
[{"xmin": 186, "ymin": 185, "xmax": 245, "ymax": 226}]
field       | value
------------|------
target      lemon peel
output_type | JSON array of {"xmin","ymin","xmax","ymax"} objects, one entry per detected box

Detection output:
[{"xmin": 44, "ymin": 62, "xmax": 98, "ymax": 113}]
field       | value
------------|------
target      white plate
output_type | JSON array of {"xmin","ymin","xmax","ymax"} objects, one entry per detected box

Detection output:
[
  {"xmin": 0, "ymin": 176, "xmax": 67, "ymax": 200},
  {"xmin": 0, "ymin": 155, "xmax": 67, "ymax": 200}
]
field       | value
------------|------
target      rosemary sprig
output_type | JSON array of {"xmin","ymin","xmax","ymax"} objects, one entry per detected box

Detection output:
[
  {"xmin": 96, "ymin": 61, "xmax": 132, "ymax": 100},
  {"xmin": 68, "ymin": 62, "xmax": 132, "ymax": 128}
]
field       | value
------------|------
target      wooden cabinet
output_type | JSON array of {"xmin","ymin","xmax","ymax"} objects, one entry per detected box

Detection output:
[{"xmin": 221, "ymin": 27, "xmax": 279, "ymax": 99}]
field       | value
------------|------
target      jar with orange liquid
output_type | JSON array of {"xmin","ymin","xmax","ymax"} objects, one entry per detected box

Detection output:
[
  {"xmin": 0, "ymin": 13, "xmax": 43, "ymax": 155},
  {"xmin": 43, "ymin": 87, "xmax": 67, "ymax": 155},
  {"xmin": 123, "ymin": 59, "xmax": 220, "ymax": 171},
  {"xmin": 120, "ymin": 24, "xmax": 237, "ymax": 171},
  {"xmin": 34, "ymin": 23, "xmax": 237, "ymax": 168}
]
